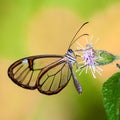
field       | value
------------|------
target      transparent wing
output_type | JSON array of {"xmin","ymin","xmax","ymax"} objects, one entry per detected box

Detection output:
[
  {"xmin": 37, "ymin": 61, "xmax": 71, "ymax": 95},
  {"xmin": 8, "ymin": 55, "xmax": 64, "ymax": 90}
]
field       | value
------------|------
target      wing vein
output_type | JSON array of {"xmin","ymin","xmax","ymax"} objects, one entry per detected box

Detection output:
[
  {"xmin": 15, "ymin": 67, "xmax": 28, "ymax": 80},
  {"xmin": 14, "ymin": 64, "xmax": 23, "ymax": 75},
  {"xmin": 19, "ymin": 69, "xmax": 30, "ymax": 84}
]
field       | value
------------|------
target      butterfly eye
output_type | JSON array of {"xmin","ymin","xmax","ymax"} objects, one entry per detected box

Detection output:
[{"xmin": 68, "ymin": 49, "xmax": 73, "ymax": 53}]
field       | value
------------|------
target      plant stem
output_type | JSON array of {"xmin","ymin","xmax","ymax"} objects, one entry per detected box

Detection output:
[{"xmin": 115, "ymin": 56, "xmax": 120, "ymax": 60}]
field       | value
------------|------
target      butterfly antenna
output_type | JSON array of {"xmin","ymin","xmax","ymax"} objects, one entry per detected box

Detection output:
[{"xmin": 68, "ymin": 22, "xmax": 89, "ymax": 49}]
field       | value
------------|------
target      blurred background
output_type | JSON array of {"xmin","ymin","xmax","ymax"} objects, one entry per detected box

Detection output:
[{"xmin": 0, "ymin": 0, "xmax": 120, "ymax": 120}]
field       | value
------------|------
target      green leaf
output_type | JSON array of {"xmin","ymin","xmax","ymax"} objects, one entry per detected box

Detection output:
[{"xmin": 102, "ymin": 72, "xmax": 120, "ymax": 120}]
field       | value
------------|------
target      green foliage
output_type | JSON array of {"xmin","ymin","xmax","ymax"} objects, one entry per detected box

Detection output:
[
  {"xmin": 95, "ymin": 50, "xmax": 116, "ymax": 65},
  {"xmin": 102, "ymin": 72, "xmax": 120, "ymax": 120}
]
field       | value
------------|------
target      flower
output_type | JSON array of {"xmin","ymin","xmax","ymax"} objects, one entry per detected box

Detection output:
[{"xmin": 76, "ymin": 43, "xmax": 103, "ymax": 78}]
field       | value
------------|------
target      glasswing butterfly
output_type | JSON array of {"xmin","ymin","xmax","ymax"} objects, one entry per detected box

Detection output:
[{"xmin": 8, "ymin": 22, "xmax": 89, "ymax": 95}]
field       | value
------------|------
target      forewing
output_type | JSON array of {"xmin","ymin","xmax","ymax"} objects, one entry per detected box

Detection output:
[
  {"xmin": 37, "ymin": 62, "xmax": 71, "ymax": 95},
  {"xmin": 8, "ymin": 55, "xmax": 63, "ymax": 90}
]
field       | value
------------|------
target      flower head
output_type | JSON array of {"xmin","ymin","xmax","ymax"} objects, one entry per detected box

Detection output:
[
  {"xmin": 75, "ymin": 41, "xmax": 120, "ymax": 78},
  {"xmin": 76, "ymin": 43, "xmax": 103, "ymax": 78}
]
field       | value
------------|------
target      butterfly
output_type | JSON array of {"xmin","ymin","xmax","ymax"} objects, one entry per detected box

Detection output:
[{"xmin": 8, "ymin": 22, "xmax": 89, "ymax": 95}]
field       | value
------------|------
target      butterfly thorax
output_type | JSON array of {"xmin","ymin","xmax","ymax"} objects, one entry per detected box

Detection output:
[{"xmin": 65, "ymin": 49, "xmax": 76, "ymax": 64}]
